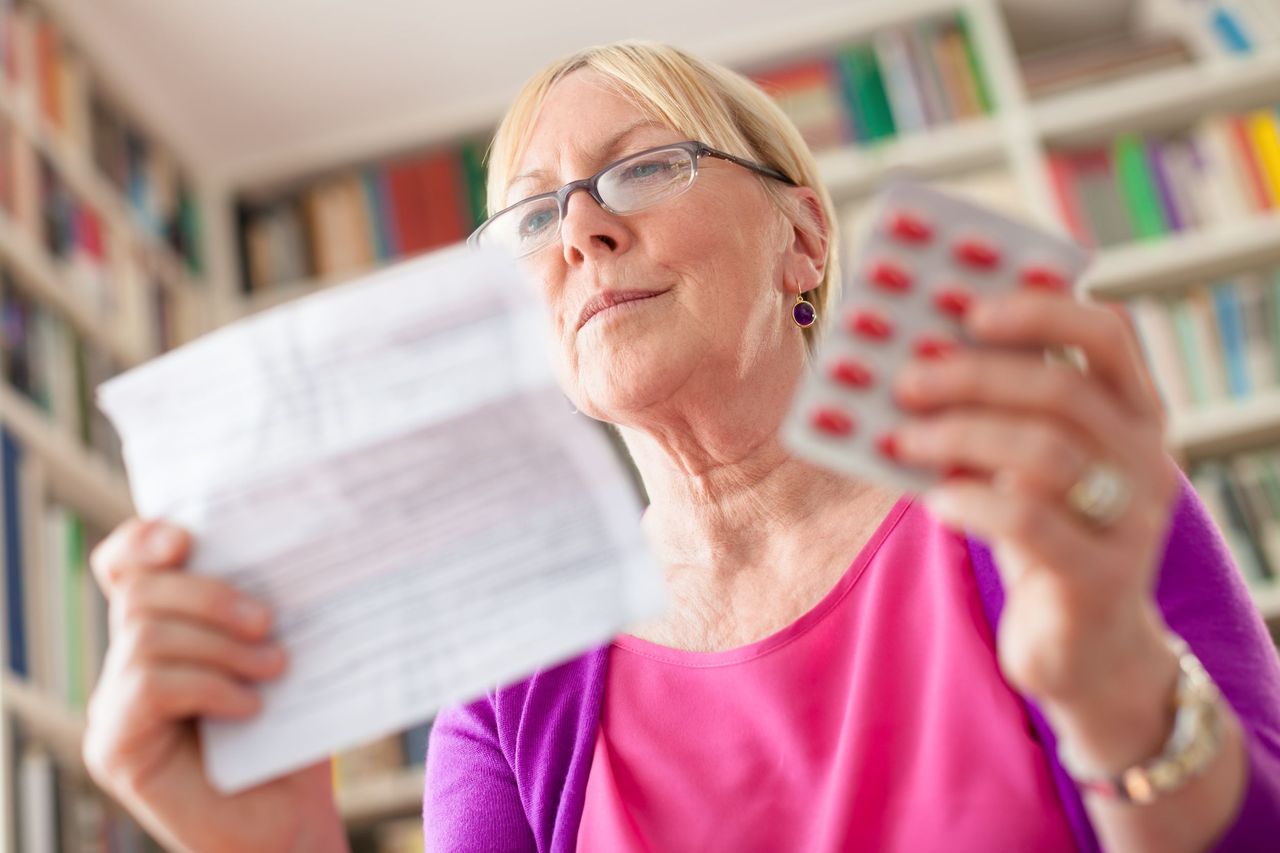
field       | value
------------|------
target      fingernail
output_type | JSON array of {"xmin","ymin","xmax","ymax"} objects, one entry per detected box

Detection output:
[
  {"xmin": 145, "ymin": 523, "xmax": 183, "ymax": 562},
  {"xmin": 234, "ymin": 599, "xmax": 272, "ymax": 629}
]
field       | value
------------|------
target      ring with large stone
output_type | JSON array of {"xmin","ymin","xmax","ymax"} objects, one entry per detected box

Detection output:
[{"xmin": 1065, "ymin": 460, "xmax": 1133, "ymax": 529}]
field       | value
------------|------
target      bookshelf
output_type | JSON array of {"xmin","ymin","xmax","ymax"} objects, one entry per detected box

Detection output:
[
  {"xmin": 6, "ymin": 0, "xmax": 1280, "ymax": 848},
  {"xmin": 0, "ymin": 0, "xmax": 213, "ymax": 849}
]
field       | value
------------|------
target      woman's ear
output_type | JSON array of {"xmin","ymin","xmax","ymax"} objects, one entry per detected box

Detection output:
[{"xmin": 781, "ymin": 186, "xmax": 829, "ymax": 294}]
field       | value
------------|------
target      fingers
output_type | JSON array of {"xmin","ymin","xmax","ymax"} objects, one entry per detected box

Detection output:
[
  {"xmin": 101, "ymin": 662, "xmax": 267, "ymax": 722},
  {"xmin": 109, "ymin": 571, "xmax": 274, "ymax": 641},
  {"xmin": 964, "ymin": 289, "xmax": 1162, "ymax": 421},
  {"xmin": 91, "ymin": 518, "xmax": 192, "ymax": 597},
  {"xmin": 894, "ymin": 407, "xmax": 1095, "ymax": 501},
  {"xmin": 893, "ymin": 346, "xmax": 1148, "ymax": 464},
  {"xmin": 920, "ymin": 475, "xmax": 1112, "ymax": 584},
  {"xmin": 110, "ymin": 616, "xmax": 286, "ymax": 686}
]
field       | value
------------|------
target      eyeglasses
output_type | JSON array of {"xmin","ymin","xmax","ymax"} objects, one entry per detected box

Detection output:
[{"xmin": 468, "ymin": 140, "xmax": 797, "ymax": 259}]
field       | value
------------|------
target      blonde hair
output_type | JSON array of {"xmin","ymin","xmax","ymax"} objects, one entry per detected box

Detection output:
[{"xmin": 484, "ymin": 40, "xmax": 839, "ymax": 350}]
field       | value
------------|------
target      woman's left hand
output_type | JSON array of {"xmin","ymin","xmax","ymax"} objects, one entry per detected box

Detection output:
[{"xmin": 890, "ymin": 287, "xmax": 1183, "ymax": 725}]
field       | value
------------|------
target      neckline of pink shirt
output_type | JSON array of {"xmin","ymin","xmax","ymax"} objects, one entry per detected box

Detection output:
[{"xmin": 610, "ymin": 493, "xmax": 916, "ymax": 669}]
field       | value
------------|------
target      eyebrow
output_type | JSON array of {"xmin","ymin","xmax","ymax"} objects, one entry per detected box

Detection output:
[{"xmin": 505, "ymin": 120, "xmax": 667, "ymax": 199}]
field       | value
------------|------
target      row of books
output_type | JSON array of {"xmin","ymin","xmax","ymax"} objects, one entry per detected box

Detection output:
[
  {"xmin": 1190, "ymin": 448, "xmax": 1280, "ymax": 585},
  {"xmin": 332, "ymin": 718, "xmax": 433, "ymax": 791},
  {"xmin": 1, "ymin": 117, "xmax": 200, "ymax": 358},
  {"xmin": 6, "ymin": 731, "xmax": 158, "ymax": 853},
  {"xmin": 0, "ymin": 0, "xmax": 204, "ymax": 275},
  {"xmin": 351, "ymin": 817, "xmax": 424, "ymax": 853},
  {"xmin": 0, "ymin": 116, "xmax": 113, "ymax": 315},
  {"xmin": 2, "ymin": 427, "xmax": 110, "ymax": 706},
  {"xmin": 1126, "ymin": 266, "xmax": 1280, "ymax": 414},
  {"xmin": 1016, "ymin": 29, "xmax": 1194, "ymax": 100},
  {"xmin": 1048, "ymin": 107, "xmax": 1280, "ymax": 248},
  {"xmin": 237, "ymin": 141, "xmax": 487, "ymax": 294},
  {"xmin": 750, "ymin": 10, "xmax": 992, "ymax": 153},
  {"xmin": 1176, "ymin": 0, "xmax": 1280, "ymax": 56},
  {"xmin": 2, "ymin": 269, "xmax": 125, "ymax": 471}
]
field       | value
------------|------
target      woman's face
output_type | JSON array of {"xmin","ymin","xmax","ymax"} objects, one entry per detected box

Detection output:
[{"xmin": 508, "ymin": 69, "xmax": 818, "ymax": 424}]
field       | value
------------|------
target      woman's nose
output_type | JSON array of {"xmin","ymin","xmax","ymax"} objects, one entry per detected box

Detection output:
[{"xmin": 560, "ymin": 189, "xmax": 625, "ymax": 263}]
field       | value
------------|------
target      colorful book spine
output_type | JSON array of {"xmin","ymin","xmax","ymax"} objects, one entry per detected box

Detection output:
[
  {"xmin": 1113, "ymin": 133, "xmax": 1168, "ymax": 240},
  {"xmin": 837, "ymin": 43, "xmax": 897, "ymax": 143},
  {"xmin": 3, "ymin": 427, "xmax": 28, "ymax": 677},
  {"xmin": 1212, "ymin": 281, "xmax": 1252, "ymax": 399},
  {"xmin": 1246, "ymin": 110, "xmax": 1280, "ymax": 207}
]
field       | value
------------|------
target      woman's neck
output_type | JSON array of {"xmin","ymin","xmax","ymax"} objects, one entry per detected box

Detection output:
[{"xmin": 616, "ymin": 420, "xmax": 903, "ymax": 651}]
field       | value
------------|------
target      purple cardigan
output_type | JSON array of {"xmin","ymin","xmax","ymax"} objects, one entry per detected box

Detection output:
[{"xmin": 424, "ymin": 467, "xmax": 1280, "ymax": 850}]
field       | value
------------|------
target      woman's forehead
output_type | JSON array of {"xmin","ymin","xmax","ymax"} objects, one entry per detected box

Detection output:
[{"xmin": 509, "ymin": 112, "xmax": 678, "ymax": 199}]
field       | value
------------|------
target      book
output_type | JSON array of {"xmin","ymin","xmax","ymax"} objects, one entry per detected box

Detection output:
[
  {"xmin": 1237, "ymin": 273, "xmax": 1276, "ymax": 392},
  {"xmin": 1211, "ymin": 280, "xmax": 1251, "ymax": 399},
  {"xmin": 1127, "ymin": 294, "xmax": 1194, "ymax": 412},
  {"xmin": 752, "ymin": 59, "xmax": 853, "ymax": 149},
  {"xmin": 1227, "ymin": 115, "xmax": 1273, "ymax": 212},
  {"xmin": 1113, "ymin": 133, "xmax": 1168, "ymax": 240},
  {"xmin": 1186, "ymin": 286, "xmax": 1231, "ymax": 404},
  {"xmin": 873, "ymin": 29, "xmax": 928, "ymax": 135},
  {"xmin": 3, "ymin": 426, "xmax": 28, "ymax": 676},
  {"xmin": 1245, "ymin": 109, "xmax": 1280, "ymax": 207},
  {"xmin": 1018, "ymin": 31, "xmax": 1192, "ymax": 100},
  {"xmin": 836, "ymin": 43, "xmax": 897, "ymax": 142}
]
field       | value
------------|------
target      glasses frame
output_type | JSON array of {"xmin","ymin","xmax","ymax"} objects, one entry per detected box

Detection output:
[{"xmin": 467, "ymin": 140, "xmax": 798, "ymax": 258}]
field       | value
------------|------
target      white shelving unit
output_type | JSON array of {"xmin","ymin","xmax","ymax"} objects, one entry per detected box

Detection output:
[{"xmin": 7, "ymin": 0, "xmax": 1280, "ymax": 838}]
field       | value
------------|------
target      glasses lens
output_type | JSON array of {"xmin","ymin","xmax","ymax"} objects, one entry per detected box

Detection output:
[
  {"xmin": 599, "ymin": 147, "xmax": 695, "ymax": 213},
  {"xmin": 481, "ymin": 195, "xmax": 561, "ymax": 258}
]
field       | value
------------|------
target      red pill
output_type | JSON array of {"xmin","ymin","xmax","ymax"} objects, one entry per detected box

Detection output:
[
  {"xmin": 944, "ymin": 464, "xmax": 983, "ymax": 481},
  {"xmin": 913, "ymin": 335, "xmax": 959, "ymax": 360},
  {"xmin": 933, "ymin": 287, "xmax": 973, "ymax": 319},
  {"xmin": 888, "ymin": 211, "xmax": 933, "ymax": 244},
  {"xmin": 845, "ymin": 308, "xmax": 894, "ymax": 341},
  {"xmin": 829, "ymin": 358, "xmax": 875, "ymax": 389},
  {"xmin": 954, "ymin": 239, "xmax": 1001, "ymax": 270},
  {"xmin": 1021, "ymin": 265, "xmax": 1070, "ymax": 293},
  {"xmin": 811, "ymin": 406, "xmax": 856, "ymax": 437},
  {"xmin": 876, "ymin": 432, "xmax": 901, "ymax": 461},
  {"xmin": 868, "ymin": 260, "xmax": 914, "ymax": 294}
]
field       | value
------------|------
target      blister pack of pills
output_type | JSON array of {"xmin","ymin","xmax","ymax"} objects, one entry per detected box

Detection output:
[{"xmin": 780, "ymin": 177, "xmax": 1091, "ymax": 493}]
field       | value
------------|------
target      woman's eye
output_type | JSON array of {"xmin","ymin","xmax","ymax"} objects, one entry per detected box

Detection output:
[
  {"xmin": 622, "ymin": 160, "xmax": 667, "ymax": 181},
  {"xmin": 519, "ymin": 209, "xmax": 555, "ymax": 237}
]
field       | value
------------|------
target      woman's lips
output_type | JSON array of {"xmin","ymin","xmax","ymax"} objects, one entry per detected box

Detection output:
[{"xmin": 576, "ymin": 289, "xmax": 670, "ymax": 330}]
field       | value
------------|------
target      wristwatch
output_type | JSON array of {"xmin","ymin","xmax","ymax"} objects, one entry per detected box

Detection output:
[{"xmin": 1056, "ymin": 632, "xmax": 1225, "ymax": 805}]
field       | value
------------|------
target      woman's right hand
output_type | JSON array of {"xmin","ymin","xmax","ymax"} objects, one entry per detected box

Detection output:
[{"xmin": 83, "ymin": 518, "xmax": 349, "ymax": 853}]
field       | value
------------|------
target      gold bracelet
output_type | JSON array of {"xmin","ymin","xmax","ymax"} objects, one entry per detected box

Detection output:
[{"xmin": 1056, "ymin": 633, "xmax": 1225, "ymax": 805}]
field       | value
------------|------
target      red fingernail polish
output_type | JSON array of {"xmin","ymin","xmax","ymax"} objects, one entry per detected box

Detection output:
[{"xmin": 876, "ymin": 432, "xmax": 901, "ymax": 461}]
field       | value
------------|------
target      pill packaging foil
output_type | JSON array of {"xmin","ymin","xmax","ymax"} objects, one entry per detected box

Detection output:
[{"xmin": 781, "ymin": 178, "xmax": 1091, "ymax": 494}]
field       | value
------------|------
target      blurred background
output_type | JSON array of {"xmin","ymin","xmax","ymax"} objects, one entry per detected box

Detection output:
[{"xmin": 3, "ymin": 0, "xmax": 1280, "ymax": 850}]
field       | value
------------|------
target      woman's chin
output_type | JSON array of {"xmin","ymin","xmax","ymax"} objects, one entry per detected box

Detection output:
[{"xmin": 574, "ymin": 348, "xmax": 695, "ymax": 419}]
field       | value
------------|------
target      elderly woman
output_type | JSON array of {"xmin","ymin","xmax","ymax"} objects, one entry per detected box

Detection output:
[{"xmin": 85, "ymin": 42, "xmax": 1278, "ymax": 853}]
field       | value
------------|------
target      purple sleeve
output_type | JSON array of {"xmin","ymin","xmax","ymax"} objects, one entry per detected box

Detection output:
[
  {"xmin": 1157, "ymin": 466, "xmax": 1280, "ymax": 849},
  {"xmin": 423, "ymin": 695, "xmax": 535, "ymax": 852}
]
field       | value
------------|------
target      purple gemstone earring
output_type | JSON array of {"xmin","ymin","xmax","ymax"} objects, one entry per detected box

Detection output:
[{"xmin": 792, "ymin": 293, "xmax": 817, "ymax": 328}]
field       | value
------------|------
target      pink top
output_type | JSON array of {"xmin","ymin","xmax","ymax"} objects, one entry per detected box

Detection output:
[{"xmin": 576, "ymin": 495, "xmax": 1079, "ymax": 852}]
